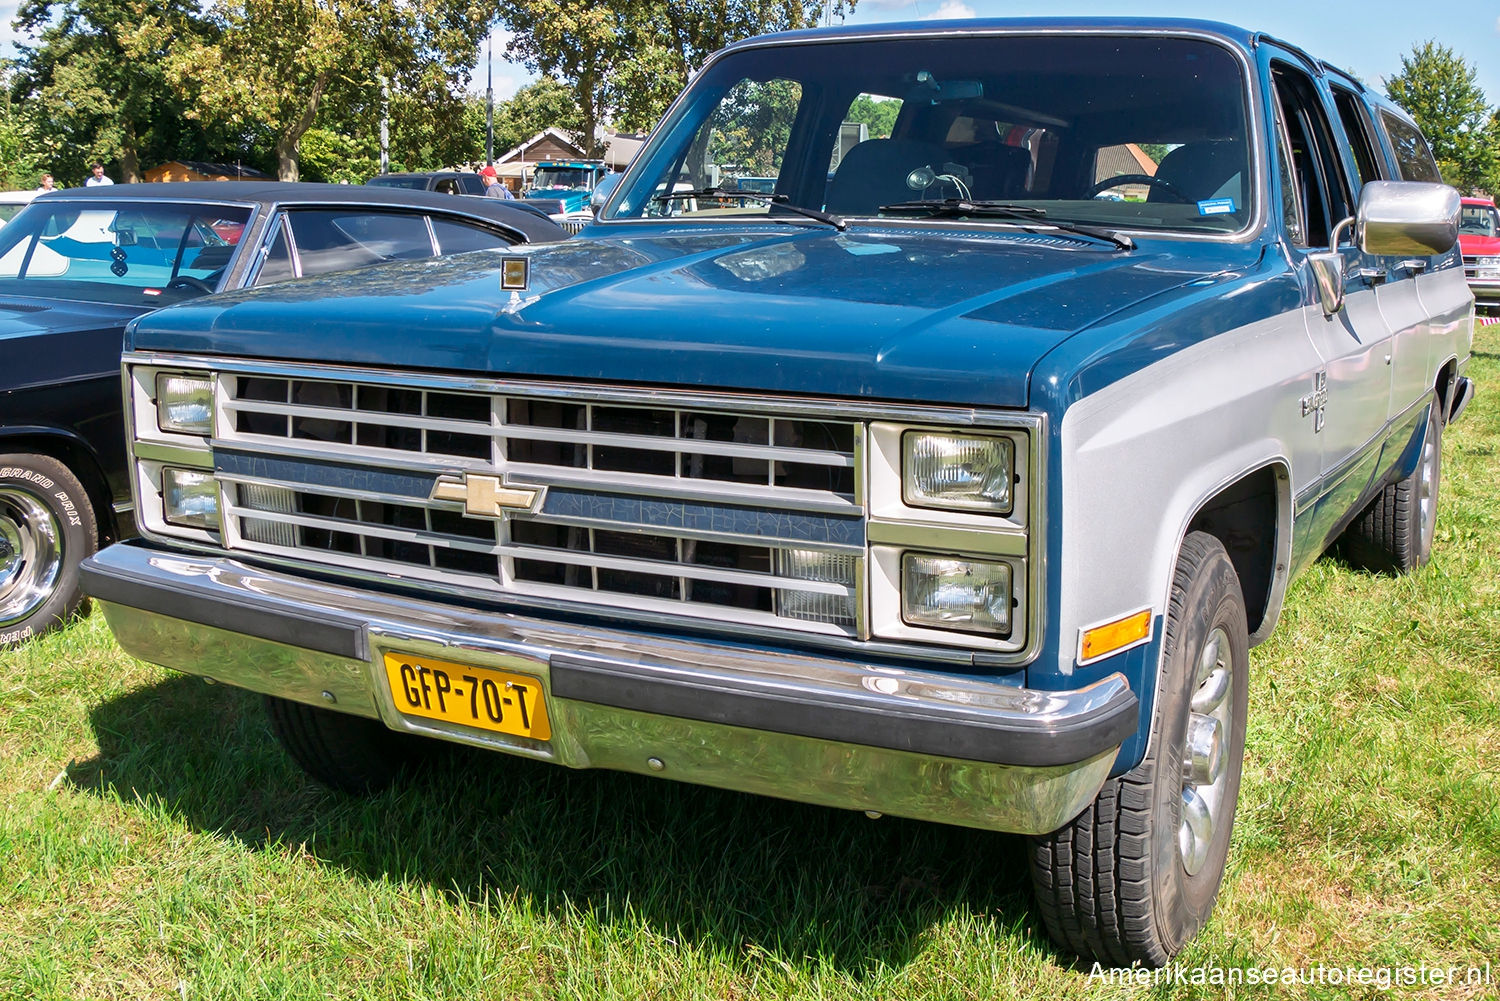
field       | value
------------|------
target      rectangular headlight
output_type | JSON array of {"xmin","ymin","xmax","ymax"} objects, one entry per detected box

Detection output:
[
  {"xmin": 156, "ymin": 373, "xmax": 214, "ymax": 435},
  {"xmin": 901, "ymin": 554, "xmax": 1012, "ymax": 635},
  {"xmin": 903, "ymin": 432, "xmax": 1014, "ymax": 514},
  {"xmin": 161, "ymin": 467, "xmax": 220, "ymax": 530}
]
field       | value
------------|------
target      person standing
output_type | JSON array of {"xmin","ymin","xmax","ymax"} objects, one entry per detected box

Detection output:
[
  {"xmin": 479, "ymin": 164, "xmax": 513, "ymax": 199},
  {"xmin": 36, "ymin": 174, "xmax": 55, "ymax": 193},
  {"xmin": 85, "ymin": 163, "xmax": 114, "ymax": 186}
]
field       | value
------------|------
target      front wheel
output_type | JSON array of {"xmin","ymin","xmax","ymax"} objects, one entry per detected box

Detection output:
[
  {"xmin": 0, "ymin": 454, "xmax": 98, "ymax": 647},
  {"xmin": 1030, "ymin": 531, "xmax": 1248, "ymax": 967},
  {"xmin": 265, "ymin": 695, "xmax": 419, "ymax": 794}
]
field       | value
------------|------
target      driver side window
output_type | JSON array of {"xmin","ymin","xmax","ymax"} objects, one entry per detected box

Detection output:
[{"xmin": 1272, "ymin": 63, "xmax": 1355, "ymax": 248}]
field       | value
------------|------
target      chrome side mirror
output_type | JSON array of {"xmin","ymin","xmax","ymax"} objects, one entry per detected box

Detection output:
[{"xmin": 1356, "ymin": 180, "xmax": 1460, "ymax": 257}]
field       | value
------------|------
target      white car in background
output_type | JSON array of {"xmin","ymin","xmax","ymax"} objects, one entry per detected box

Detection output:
[{"xmin": 0, "ymin": 190, "xmax": 39, "ymax": 228}]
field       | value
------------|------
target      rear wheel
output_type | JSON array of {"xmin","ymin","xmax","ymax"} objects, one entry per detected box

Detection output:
[
  {"xmin": 1340, "ymin": 393, "xmax": 1442, "ymax": 574},
  {"xmin": 265, "ymin": 695, "xmax": 417, "ymax": 794},
  {"xmin": 0, "ymin": 454, "xmax": 98, "ymax": 647},
  {"xmin": 1031, "ymin": 532, "xmax": 1248, "ymax": 967}
]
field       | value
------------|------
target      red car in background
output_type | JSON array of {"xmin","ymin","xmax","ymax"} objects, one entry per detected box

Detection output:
[{"xmin": 1460, "ymin": 196, "xmax": 1500, "ymax": 311}]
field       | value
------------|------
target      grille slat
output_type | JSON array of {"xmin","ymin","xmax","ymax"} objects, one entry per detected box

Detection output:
[
  {"xmin": 220, "ymin": 373, "xmax": 863, "ymax": 635},
  {"xmin": 224, "ymin": 500, "xmax": 500, "ymax": 554}
]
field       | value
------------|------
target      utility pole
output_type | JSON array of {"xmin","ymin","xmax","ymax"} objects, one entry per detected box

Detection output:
[
  {"xmin": 379, "ymin": 73, "xmax": 390, "ymax": 175},
  {"xmin": 485, "ymin": 33, "xmax": 495, "ymax": 166}
]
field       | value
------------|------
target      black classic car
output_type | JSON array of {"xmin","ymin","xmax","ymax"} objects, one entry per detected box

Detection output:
[
  {"xmin": 0, "ymin": 182, "xmax": 565, "ymax": 646},
  {"xmin": 364, "ymin": 171, "xmax": 489, "ymax": 197}
]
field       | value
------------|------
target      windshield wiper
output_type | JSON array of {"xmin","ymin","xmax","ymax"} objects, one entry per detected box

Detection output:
[
  {"xmin": 876, "ymin": 199, "xmax": 1134, "ymax": 250},
  {"xmin": 653, "ymin": 189, "xmax": 847, "ymax": 231}
]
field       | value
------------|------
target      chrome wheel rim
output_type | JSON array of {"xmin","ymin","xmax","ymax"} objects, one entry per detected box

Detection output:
[
  {"xmin": 1418, "ymin": 417, "xmax": 1438, "ymax": 551},
  {"xmin": 1179, "ymin": 625, "xmax": 1234, "ymax": 876},
  {"xmin": 0, "ymin": 487, "xmax": 63, "ymax": 627}
]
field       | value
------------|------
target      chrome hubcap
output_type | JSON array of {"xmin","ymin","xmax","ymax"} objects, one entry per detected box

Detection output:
[
  {"xmin": 1179, "ymin": 625, "xmax": 1233, "ymax": 875},
  {"xmin": 0, "ymin": 488, "xmax": 63, "ymax": 627}
]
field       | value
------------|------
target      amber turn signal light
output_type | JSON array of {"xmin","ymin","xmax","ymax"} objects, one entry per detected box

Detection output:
[{"xmin": 1079, "ymin": 608, "xmax": 1153, "ymax": 663}]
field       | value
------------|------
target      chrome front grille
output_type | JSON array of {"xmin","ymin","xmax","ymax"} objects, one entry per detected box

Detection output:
[
  {"xmin": 216, "ymin": 373, "xmax": 864, "ymax": 635},
  {"xmin": 1464, "ymin": 255, "xmax": 1500, "ymax": 283}
]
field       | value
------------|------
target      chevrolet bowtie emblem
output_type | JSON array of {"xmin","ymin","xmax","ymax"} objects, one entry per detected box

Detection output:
[{"xmin": 430, "ymin": 474, "xmax": 541, "ymax": 518}]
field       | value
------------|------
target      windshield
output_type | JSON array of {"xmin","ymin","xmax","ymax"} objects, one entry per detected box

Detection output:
[
  {"xmin": 532, "ymin": 167, "xmax": 596, "ymax": 190},
  {"xmin": 0, "ymin": 202, "xmax": 251, "ymax": 304},
  {"xmin": 1460, "ymin": 204, "xmax": 1498, "ymax": 237},
  {"xmin": 606, "ymin": 33, "xmax": 1253, "ymax": 235}
]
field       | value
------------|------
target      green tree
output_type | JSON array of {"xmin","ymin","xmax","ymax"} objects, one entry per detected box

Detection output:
[
  {"xmin": 499, "ymin": 0, "xmax": 854, "ymax": 154},
  {"xmin": 10, "ymin": 0, "xmax": 210, "ymax": 182},
  {"xmin": 492, "ymin": 76, "xmax": 584, "ymax": 156},
  {"xmin": 169, "ymin": 0, "xmax": 491, "ymax": 181},
  {"xmin": 297, "ymin": 126, "xmax": 379, "ymax": 183},
  {"xmin": 0, "ymin": 66, "xmax": 47, "ymax": 188},
  {"xmin": 1386, "ymin": 41, "xmax": 1498, "ymax": 193},
  {"xmin": 844, "ymin": 93, "xmax": 898, "ymax": 139}
]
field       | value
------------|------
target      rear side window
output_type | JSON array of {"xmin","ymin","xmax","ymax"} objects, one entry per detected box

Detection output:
[
  {"xmin": 287, "ymin": 209, "xmax": 434, "ymax": 279},
  {"xmin": 430, "ymin": 218, "xmax": 517, "ymax": 255},
  {"xmin": 1380, "ymin": 112, "xmax": 1442, "ymax": 183},
  {"xmin": 253, "ymin": 209, "xmax": 437, "ymax": 286}
]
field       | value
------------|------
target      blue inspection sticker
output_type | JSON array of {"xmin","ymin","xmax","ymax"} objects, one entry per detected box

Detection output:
[{"xmin": 1197, "ymin": 198, "xmax": 1237, "ymax": 216}]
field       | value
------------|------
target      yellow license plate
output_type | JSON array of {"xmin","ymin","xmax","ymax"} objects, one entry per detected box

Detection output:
[{"xmin": 383, "ymin": 653, "xmax": 551, "ymax": 741}]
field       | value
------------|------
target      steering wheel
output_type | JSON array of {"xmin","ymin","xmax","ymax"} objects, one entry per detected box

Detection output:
[
  {"xmin": 166, "ymin": 275, "xmax": 217, "ymax": 295},
  {"xmin": 1087, "ymin": 173, "xmax": 1189, "ymax": 203}
]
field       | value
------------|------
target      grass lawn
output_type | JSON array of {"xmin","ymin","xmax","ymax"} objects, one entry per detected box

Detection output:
[{"xmin": 2, "ymin": 328, "xmax": 1497, "ymax": 1000}]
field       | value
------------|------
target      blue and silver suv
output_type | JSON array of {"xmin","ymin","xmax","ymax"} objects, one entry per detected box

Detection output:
[{"xmin": 82, "ymin": 19, "xmax": 1474, "ymax": 966}]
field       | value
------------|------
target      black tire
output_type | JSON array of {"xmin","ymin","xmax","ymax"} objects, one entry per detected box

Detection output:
[
  {"xmin": 1340, "ymin": 393, "xmax": 1442, "ymax": 574},
  {"xmin": 1031, "ymin": 531, "xmax": 1248, "ymax": 968},
  {"xmin": 0, "ymin": 453, "xmax": 98, "ymax": 647},
  {"xmin": 264, "ymin": 695, "xmax": 416, "ymax": 794}
]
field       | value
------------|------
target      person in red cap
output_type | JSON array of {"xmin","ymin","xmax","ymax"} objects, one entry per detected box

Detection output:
[{"xmin": 479, "ymin": 164, "xmax": 513, "ymax": 198}]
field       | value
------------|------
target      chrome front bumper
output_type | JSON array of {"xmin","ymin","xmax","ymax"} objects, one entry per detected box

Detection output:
[
  {"xmin": 1467, "ymin": 277, "xmax": 1500, "ymax": 303},
  {"xmin": 82, "ymin": 541, "xmax": 1136, "ymax": 835}
]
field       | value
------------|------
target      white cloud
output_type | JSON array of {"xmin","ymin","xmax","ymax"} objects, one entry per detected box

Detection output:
[
  {"xmin": 924, "ymin": 1, "xmax": 976, "ymax": 19},
  {"xmin": 1494, "ymin": 15, "xmax": 1500, "ymax": 33}
]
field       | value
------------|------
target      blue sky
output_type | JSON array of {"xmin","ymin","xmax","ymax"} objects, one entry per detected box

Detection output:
[
  {"xmin": 5, "ymin": 0, "xmax": 1498, "ymax": 112},
  {"xmin": 478, "ymin": 0, "xmax": 1500, "ymax": 108}
]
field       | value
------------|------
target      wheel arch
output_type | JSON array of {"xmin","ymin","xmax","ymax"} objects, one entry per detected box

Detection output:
[
  {"xmin": 0, "ymin": 427, "xmax": 118, "ymax": 543},
  {"xmin": 1433, "ymin": 354, "xmax": 1460, "ymax": 422},
  {"xmin": 1182, "ymin": 460, "xmax": 1292, "ymax": 644}
]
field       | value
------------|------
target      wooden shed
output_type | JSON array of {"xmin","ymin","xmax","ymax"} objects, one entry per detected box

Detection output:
[{"xmin": 145, "ymin": 160, "xmax": 275, "ymax": 183}]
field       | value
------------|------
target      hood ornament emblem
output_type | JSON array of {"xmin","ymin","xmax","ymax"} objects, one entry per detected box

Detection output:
[{"xmin": 500, "ymin": 255, "xmax": 530, "ymax": 291}]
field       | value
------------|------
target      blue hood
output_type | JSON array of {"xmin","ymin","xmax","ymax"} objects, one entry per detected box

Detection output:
[{"xmin": 128, "ymin": 225, "xmax": 1243, "ymax": 408}]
